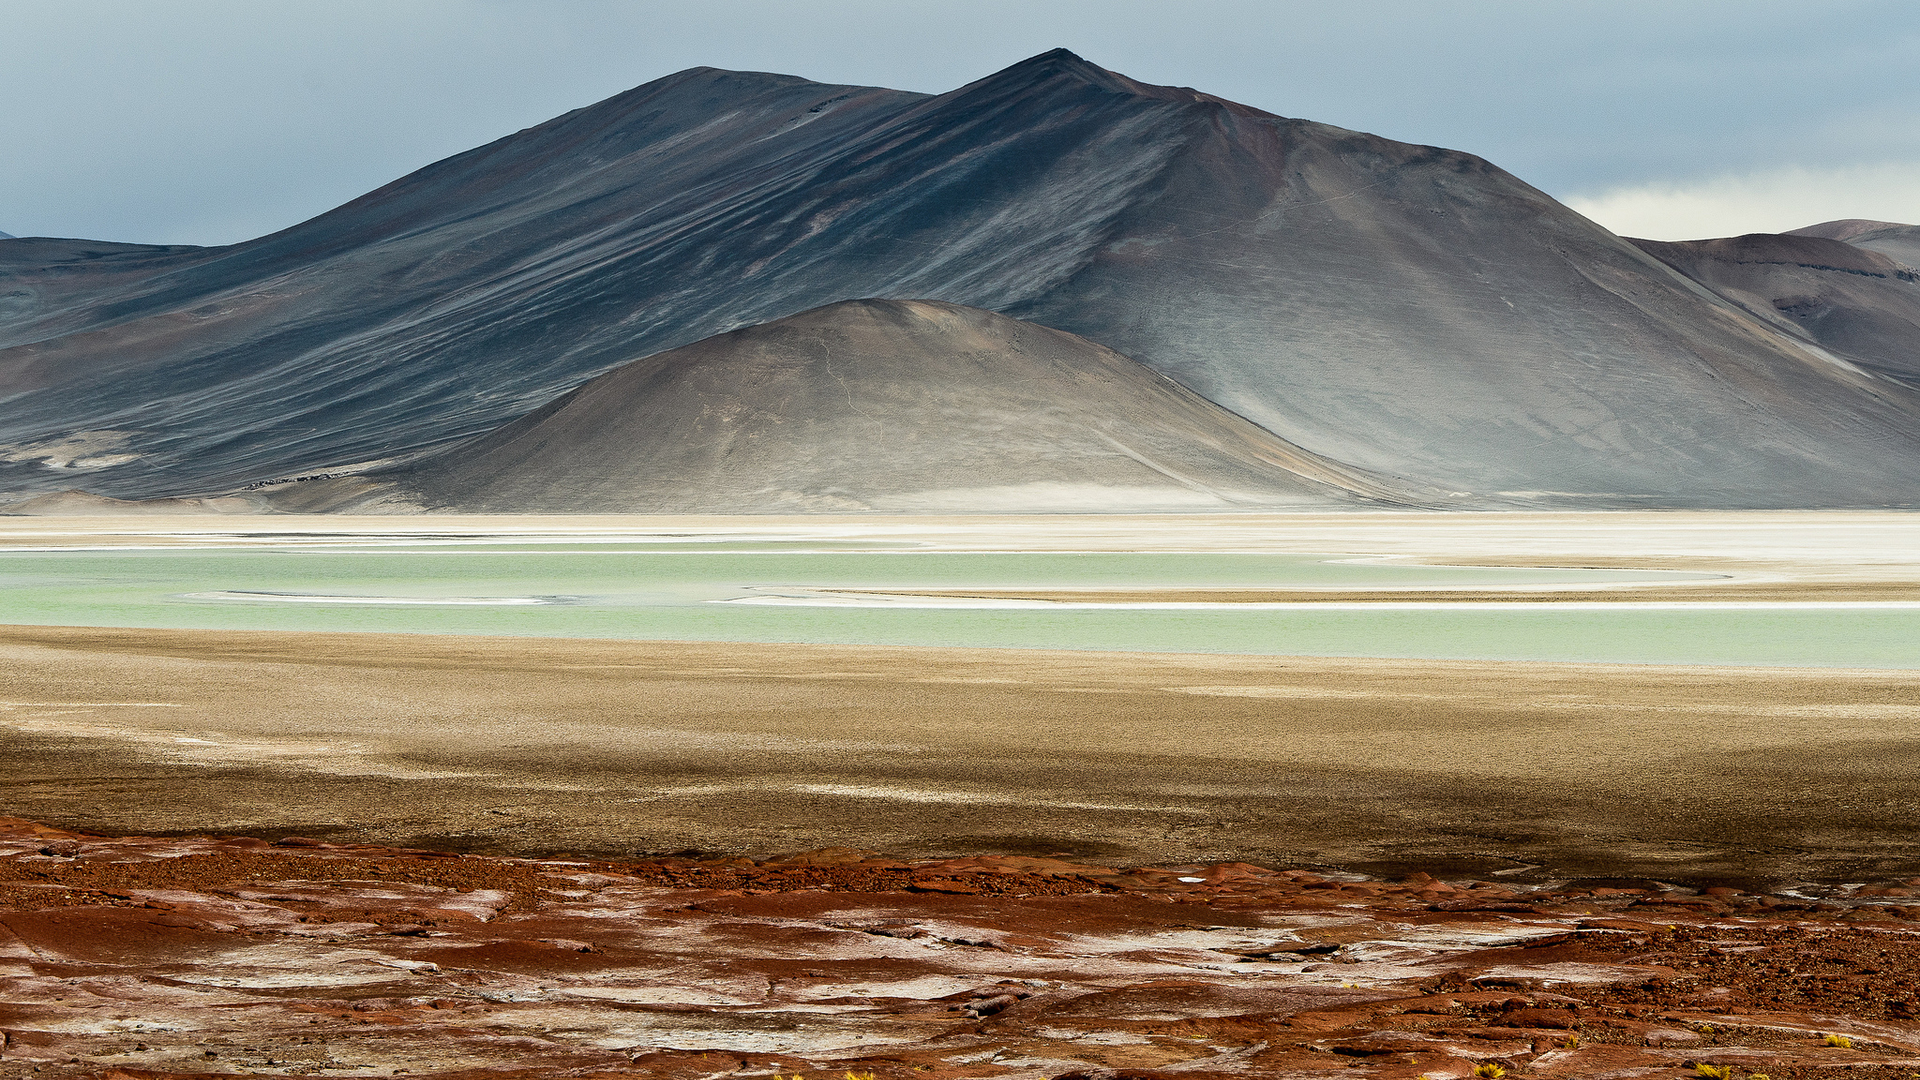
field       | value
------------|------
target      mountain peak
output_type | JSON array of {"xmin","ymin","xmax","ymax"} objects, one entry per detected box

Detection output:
[
  {"xmin": 953, "ymin": 48, "xmax": 1276, "ymax": 116},
  {"xmin": 972, "ymin": 48, "xmax": 1139, "ymax": 93},
  {"xmin": 1011, "ymin": 47, "xmax": 1102, "ymax": 76}
]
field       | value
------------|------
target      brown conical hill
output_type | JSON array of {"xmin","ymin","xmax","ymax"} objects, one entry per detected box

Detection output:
[{"xmin": 386, "ymin": 300, "xmax": 1405, "ymax": 513}]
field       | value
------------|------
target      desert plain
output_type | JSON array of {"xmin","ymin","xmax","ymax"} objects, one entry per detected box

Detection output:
[
  {"xmin": 7, "ymin": 510, "xmax": 1920, "ymax": 883},
  {"xmin": 3, "ymin": 512, "xmax": 1920, "ymax": 1078}
]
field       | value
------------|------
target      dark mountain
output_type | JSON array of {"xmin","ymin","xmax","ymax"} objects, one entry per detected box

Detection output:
[
  {"xmin": 0, "ymin": 68, "xmax": 926, "ymax": 493},
  {"xmin": 294, "ymin": 299, "xmax": 1404, "ymax": 513},
  {"xmin": 1633, "ymin": 232, "xmax": 1920, "ymax": 387},
  {"xmin": 6, "ymin": 50, "xmax": 1920, "ymax": 509}
]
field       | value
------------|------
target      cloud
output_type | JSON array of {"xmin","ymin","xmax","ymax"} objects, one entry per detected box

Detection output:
[{"xmin": 1564, "ymin": 163, "xmax": 1920, "ymax": 240}]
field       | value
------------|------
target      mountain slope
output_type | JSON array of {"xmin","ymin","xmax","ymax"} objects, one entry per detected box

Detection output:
[
  {"xmin": 0, "ymin": 238, "xmax": 213, "ymax": 391},
  {"xmin": 5, "ymin": 51, "xmax": 1920, "ymax": 507},
  {"xmin": 327, "ymin": 299, "xmax": 1401, "ymax": 513}
]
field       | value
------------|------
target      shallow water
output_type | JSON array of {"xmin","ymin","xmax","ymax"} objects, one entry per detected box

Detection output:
[{"xmin": 0, "ymin": 545, "xmax": 1914, "ymax": 667}]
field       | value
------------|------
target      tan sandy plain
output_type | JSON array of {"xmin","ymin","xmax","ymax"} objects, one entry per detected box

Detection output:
[{"xmin": 3, "ymin": 511, "xmax": 1918, "ymax": 887}]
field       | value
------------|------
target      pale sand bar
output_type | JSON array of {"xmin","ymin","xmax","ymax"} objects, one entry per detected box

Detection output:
[{"xmin": 5, "ymin": 510, "xmax": 1920, "ymax": 568}]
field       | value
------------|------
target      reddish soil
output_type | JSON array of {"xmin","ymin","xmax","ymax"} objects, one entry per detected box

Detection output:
[{"xmin": 3, "ymin": 818, "xmax": 1919, "ymax": 1079}]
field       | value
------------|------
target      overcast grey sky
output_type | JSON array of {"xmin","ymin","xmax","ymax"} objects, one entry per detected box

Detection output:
[{"xmin": 6, "ymin": 0, "xmax": 1919, "ymax": 245}]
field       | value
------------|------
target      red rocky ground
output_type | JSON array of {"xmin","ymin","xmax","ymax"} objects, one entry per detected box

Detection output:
[{"xmin": 1, "ymin": 817, "xmax": 1917, "ymax": 1079}]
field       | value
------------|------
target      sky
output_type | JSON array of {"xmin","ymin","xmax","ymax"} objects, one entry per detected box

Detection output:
[{"xmin": 5, "ymin": 0, "xmax": 1920, "ymax": 246}]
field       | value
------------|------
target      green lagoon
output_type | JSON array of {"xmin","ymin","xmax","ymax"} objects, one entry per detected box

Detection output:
[{"xmin": 1, "ymin": 544, "xmax": 1915, "ymax": 668}]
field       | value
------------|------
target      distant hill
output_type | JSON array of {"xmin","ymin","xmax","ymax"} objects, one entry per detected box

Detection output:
[
  {"xmin": 6, "ymin": 51, "xmax": 1920, "ymax": 509},
  {"xmin": 1789, "ymin": 219, "xmax": 1920, "ymax": 270},
  {"xmin": 1634, "ymin": 232, "xmax": 1920, "ymax": 387},
  {"xmin": 291, "ymin": 299, "xmax": 1410, "ymax": 513}
]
